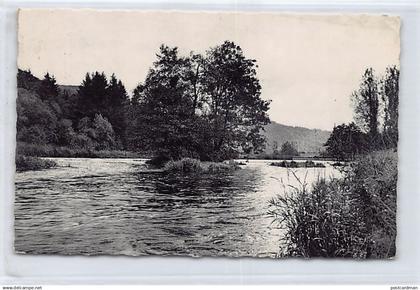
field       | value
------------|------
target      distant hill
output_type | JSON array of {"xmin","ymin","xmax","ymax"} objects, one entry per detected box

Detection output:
[
  {"xmin": 262, "ymin": 121, "xmax": 330, "ymax": 155},
  {"xmin": 17, "ymin": 69, "xmax": 79, "ymax": 96}
]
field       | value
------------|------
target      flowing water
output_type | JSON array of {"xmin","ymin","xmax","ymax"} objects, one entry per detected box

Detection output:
[{"xmin": 14, "ymin": 158, "xmax": 340, "ymax": 257}]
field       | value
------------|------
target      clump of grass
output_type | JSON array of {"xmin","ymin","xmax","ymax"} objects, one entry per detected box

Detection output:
[
  {"xmin": 163, "ymin": 158, "xmax": 241, "ymax": 174},
  {"xmin": 207, "ymin": 161, "xmax": 240, "ymax": 173},
  {"xmin": 270, "ymin": 160, "xmax": 325, "ymax": 168},
  {"xmin": 269, "ymin": 149, "xmax": 397, "ymax": 258},
  {"xmin": 269, "ymin": 176, "xmax": 370, "ymax": 258},
  {"xmin": 164, "ymin": 158, "xmax": 203, "ymax": 173},
  {"xmin": 16, "ymin": 155, "xmax": 57, "ymax": 172}
]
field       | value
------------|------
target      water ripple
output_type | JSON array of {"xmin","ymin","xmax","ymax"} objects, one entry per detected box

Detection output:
[{"xmin": 14, "ymin": 158, "xmax": 339, "ymax": 257}]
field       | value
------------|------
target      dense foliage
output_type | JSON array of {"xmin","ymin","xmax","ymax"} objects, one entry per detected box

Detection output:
[
  {"xmin": 17, "ymin": 70, "xmax": 127, "ymax": 153},
  {"xmin": 279, "ymin": 141, "xmax": 299, "ymax": 157},
  {"xmin": 324, "ymin": 123, "xmax": 367, "ymax": 160},
  {"xmin": 17, "ymin": 41, "xmax": 270, "ymax": 162},
  {"xmin": 269, "ymin": 150, "xmax": 397, "ymax": 258},
  {"xmin": 129, "ymin": 42, "xmax": 270, "ymax": 161},
  {"xmin": 270, "ymin": 65, "xmax": 399, "ymax": 258},
  {"xmin": 324, "ymin": 66, "xmax": 399, "ymax": 159}
]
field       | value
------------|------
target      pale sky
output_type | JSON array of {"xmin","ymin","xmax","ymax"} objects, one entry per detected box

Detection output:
[{"xmin": 18, "ymin": 10, "xmax": 400, "ymax": 130}]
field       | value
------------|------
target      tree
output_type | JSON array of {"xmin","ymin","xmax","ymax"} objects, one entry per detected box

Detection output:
[
  {"xmin": 352, "ymin": 68, "xmax": 380, "ymax": 148},
  {"xmin": 75, "ymin": 72, "xmax": 128, "ymax": 148},
  {"xmin": 72, "ymin": 114, "xmax": 116, "ymax": 150},
  {"xmin": 17, "ymin": 69, "xmax": 41, "ymax": 91},
  {"xmin": 56, "ymin": 89, "xmax": 78, "ymax": 121},
  {"xmin": 106, "ymin": 74, "xmax": 129, "ymax": 146},
  {"xmin": 200, "ymin": 41, "xmax": 271, "ymax": 160},
  {"xmin": 272, "ymin": 141, "xmax": 279, "ymax": 156},
  {"xmin": 92, "ymin": 114, "xmax": 116, "ymax": 150},
  {"xmin": 280, "ymin": 141, "xmax": 299, "ymax": 157},
  {"xmin": 75, "ymin": 72, "xmax": 108, "ymax": 120},
  {"xmin": 56, "ymin": 118, "xmax": 75, "ymax": 146},
  {"xmin": 16, "ymin": 88, "xmax": 58, "ymax": 144},
  {"xmin": 130, "ymin": 42, "xmax": 271, "ymax": 161},
  {"xmin": 37, "ymin": 73, "xmax": 59, "ymax": 101},
  {"xmin": 130, "ymin": 45, "xmax": 198, "ymax": 159},
  {"xmin": 324, "ymin": 123, "xmax": 368, "ymax": 160},
  {"xmin": 381, "ymin": 66, "xmax": 399, "ymax": 148}
]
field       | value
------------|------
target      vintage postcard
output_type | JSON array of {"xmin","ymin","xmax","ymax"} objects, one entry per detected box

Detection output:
[{"xmin": 15, "ymin": 9, "xmax": 400, "ymax": 258}]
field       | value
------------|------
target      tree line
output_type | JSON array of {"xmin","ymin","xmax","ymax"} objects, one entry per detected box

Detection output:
[
  {"xmin": 324, "ymin": 66, "xmax": 399, "ymax": 160},
  {"xmin": 17, "ymin": 41, "xmax": 271, "ymax": 162},
  {"xmin": 17, "ymin": 70, "xmax": 129, "ymax": 152}
]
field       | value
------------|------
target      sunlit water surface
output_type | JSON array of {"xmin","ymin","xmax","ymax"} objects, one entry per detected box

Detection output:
[{"xmin": 15, "ymin": 158, "xmax": 340, "ymax": 257}]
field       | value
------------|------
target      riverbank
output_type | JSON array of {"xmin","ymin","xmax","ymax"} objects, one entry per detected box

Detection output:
[
  {"xmin": 269, "ymin": 149, "xmax": 397, "ymax": 258},
  {"xmin": 16, "ymin": 155, "xmax": 57, "ymax": 172},
  {"xmin": 16, "ymin": 142, "xmax": 148, "ymax": 158}
]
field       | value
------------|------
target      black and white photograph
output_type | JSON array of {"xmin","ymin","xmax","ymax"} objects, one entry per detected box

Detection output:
[{"xmin": 15, "ymin": 9, "xmax": 400, "ymax": 258}]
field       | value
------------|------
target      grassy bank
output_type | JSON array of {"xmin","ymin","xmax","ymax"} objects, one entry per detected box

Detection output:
[
  {"xmin": 17, "ymin": 142, "xmax": 147, "ymax": 158},
  {"xmin": 163, "ymin": 158, "xmax": 241, "ymax": 174},
  {"xmin": 269, "ymin": 149, "xmax": 397, "ymax": 258},
  {"xmin": 16, "ymin": 155, "xmax": 57, "ymax": 172}
]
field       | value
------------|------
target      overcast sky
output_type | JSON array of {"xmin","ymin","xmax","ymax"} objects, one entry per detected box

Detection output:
[{"xmin": 18, "ymin": 10, "xmax": 400, "ymax": 130}]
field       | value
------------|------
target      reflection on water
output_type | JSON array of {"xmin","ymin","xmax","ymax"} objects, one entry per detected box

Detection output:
[{"xmin": 14, "ymin": 158, "xmax": 340, "ymax": 257}]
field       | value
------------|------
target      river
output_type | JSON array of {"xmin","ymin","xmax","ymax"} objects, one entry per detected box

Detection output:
[{"xmin": 14, "ymin": 158, "xmax": 340, "ymax": 257}]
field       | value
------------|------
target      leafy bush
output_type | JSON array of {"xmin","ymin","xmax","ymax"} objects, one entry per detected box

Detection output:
[
  {"xmin": 16, "ymin": 155, "xmax": 57, "ymax": 172},
  {"xmin": 16, "ymin": 88, "xmax": 58, "ymax": 144},
  {"xmin": 69, "ymin": 133, "xmax": 96, "ymax": 151},
  {"xmin": 280, "ymin": 141, "xmax": 299, "ymax": 157},
  {"xmin": 74, "ymin": 114, "xmax": 116, "ymax": 150},
  {"xmin": 269, "ymin": 149, "xmax": 397, "ymax": 258},
  {"xmin": 92, "ymin": 114, "xmax": 116, "ymax": 150},
  {"xmin": 56, "ymin": 118, "xmax": 75, "ymax": 145}
]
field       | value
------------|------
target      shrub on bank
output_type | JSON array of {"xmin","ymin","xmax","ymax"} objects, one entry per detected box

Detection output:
[
  {"xmin": 269, "ymin": 149, "xmax": 397, "ymax": 258},
  {"xmin": 163, "ymin": 158, "xmax": 241, "ymax": 174},
  {"xmin": 346, "ymin": 149, "xmax": 397, "ymax": 258},
  {"xmin": 16, "ymin": 155, "xmax": 57, "ymax": 172},
  {"xmin": 164, "ymin": 158, "xmax": 203, "ymax": 173}
]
